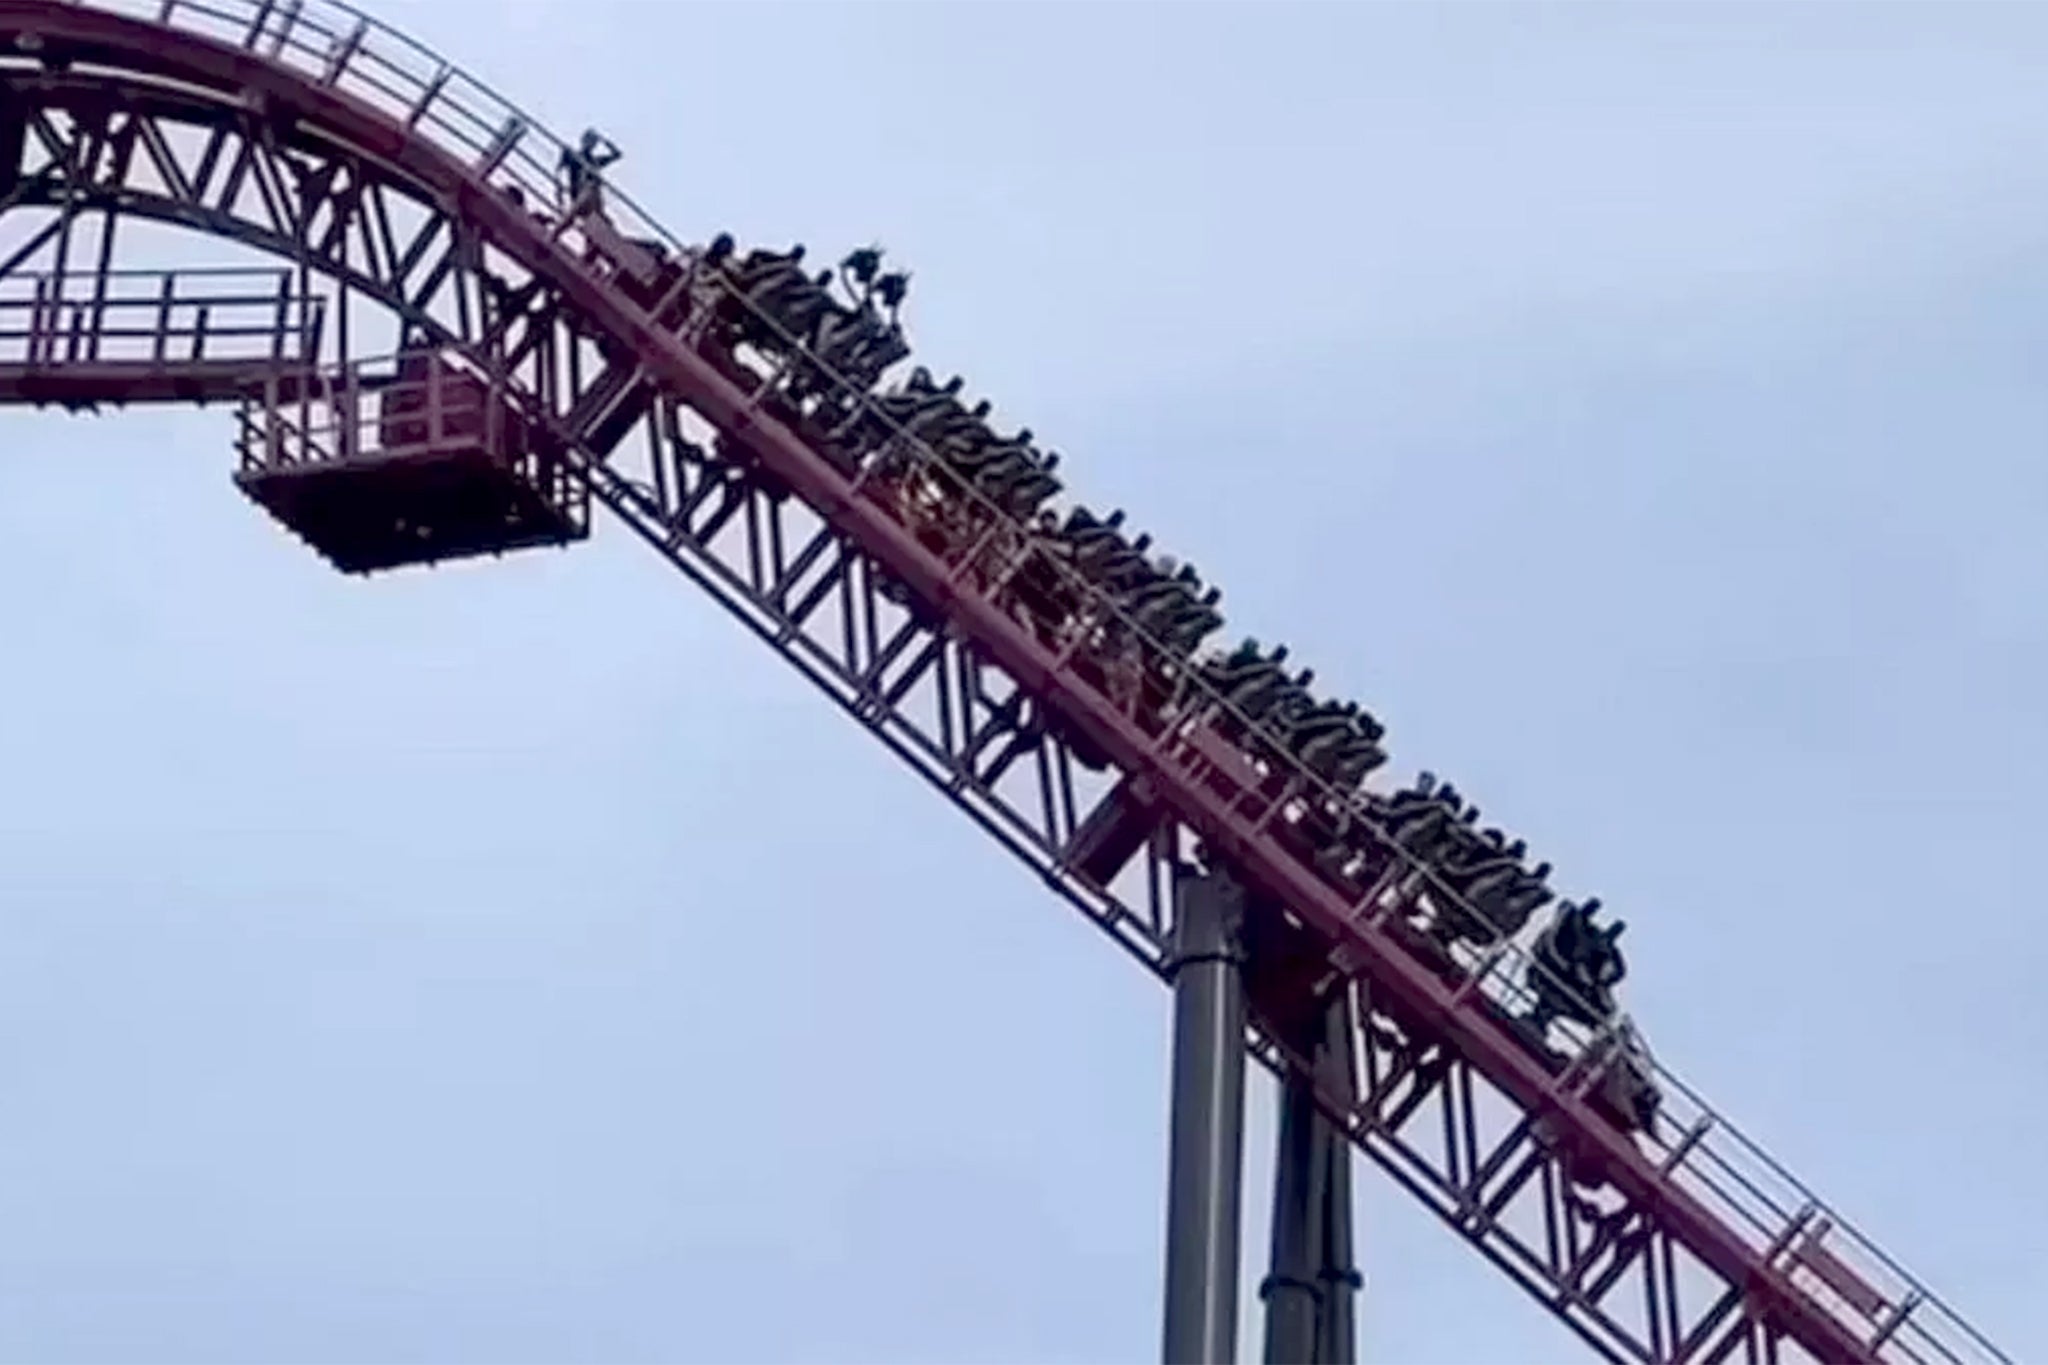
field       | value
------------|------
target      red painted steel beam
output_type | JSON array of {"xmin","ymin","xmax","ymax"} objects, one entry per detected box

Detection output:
[
  {"xmin": 0, "ymin": 360, "xmax": 294, "ymax": 404},
  {"xmin": 1064, "ymin": 775, "xmax": 1158, "ymax": 888},
  {"xmin": 0, "ymin": 5, "xmax": 1872, "ymax": 1358}
]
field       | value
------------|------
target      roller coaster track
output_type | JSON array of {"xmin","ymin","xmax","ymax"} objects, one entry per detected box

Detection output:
[{"xmin": 0, "ymin": 2, "xmax": 2012, "ymax": 1361}]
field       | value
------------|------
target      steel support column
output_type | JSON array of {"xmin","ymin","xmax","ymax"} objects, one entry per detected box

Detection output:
[
  {"xmin": 1263, "ymin": 986, "xmax": 1360, "ymax": 1365},
  {"xmin": 1262, "ymin": 1060, "xmax": 1327, "ymax": 1364},
  {"xmin": 1315, "ymin": 991, "xmax": 1360, "ymax": 1365},
  {"xmin": 1162, "ymin": 865, "xmax": 1250, "ymax": 1365}
]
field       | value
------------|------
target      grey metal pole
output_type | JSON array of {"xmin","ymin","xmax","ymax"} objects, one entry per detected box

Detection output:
[
  {"xmin": 1316, "ymin": 991, "xmax": 1360, "ymax": 1365},
  {"xmin": 1261, "ymin": 1060, "xmax": 1327, "ymax": 1365},
  {"xmin": 1315, "ymin": 1126, "xmax": 1358, "ymax": 1365},
  {"xmin": 1161, "ymin": 866, "xmax": 1250, "ymax": 1365}
]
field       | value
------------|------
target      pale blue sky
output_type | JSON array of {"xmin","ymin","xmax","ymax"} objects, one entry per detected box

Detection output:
[{"xmin": 0, "ymin": 2, "xmax": 2041, "ymax": 1361}]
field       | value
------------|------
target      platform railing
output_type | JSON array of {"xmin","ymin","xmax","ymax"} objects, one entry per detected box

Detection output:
[
  {"xmin": 233, "ymin": 350, "xmax": 537, "ymax": 473},
  {"xmin": 43, "ymin": 3, "xmax": 2012, "ymax": 1361},
  {"xmin": 0, "ymin": 265, "xmax": 324, "ymax": 369}
]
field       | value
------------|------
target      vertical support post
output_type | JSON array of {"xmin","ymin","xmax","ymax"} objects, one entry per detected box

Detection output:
[
  {"xmin": 1262, "ymin": 1061, "xmax": 1327, "ymax": 1365},
  {"xmin": 1315, "ymin": 989, "xmax": 1361, "ymax": 1365},
  {"xmin": 1161, "ymin": 865, "xmax": 1249, "ymax": 1365},
  {"xmin": 1263, "ymin": 984, "xmax": 1361, "ymax": 1365}
]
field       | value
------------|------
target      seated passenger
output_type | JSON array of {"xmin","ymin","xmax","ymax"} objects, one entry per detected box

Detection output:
[
  {"xmin": 1496, "ymin": 865, "xmax": 1554, "ymax": 934},
  {"xmin": 1386, "ymin": 774, "xmax": 1440, "ymax": 814},
  {"xmin": 1388, "ymin": 801, "xmax": 1454, "ymax": 853},
  {"xmin": 731, "ymin": 244, "xmax": 805, "ymax": 293},
  {"xmin": 988, "ymin": 451, "xmax": 1062, "ymax": 517},
  {"xmin": 811, "ymin": 298, "xmax": 907, "ymax": 390},
  {"xmin": 1324, "ymin": 735, "xmax": 1386, "ymax": 787},
  {"xmin": 840, "ymin": 246, "xmax": 884, "ymax": 290},
  {"xmin": 1527, "ymin": 899, "xmax": 1628, "ymax": 1035},
  {"xmin": 1250, "ymin": 668, "xmax": 1316, "ymax": 735},
  {"xmin": 1130, "ymin": 581, "xmax": 1223, "ymax": 657},
  {"xmin": 757, "ymin": 269, "xmax": 837, "ymax": 345},
  {"xmin": 1595, "ymin": 1016, "xmax": 1662, "ymax": 1134}
]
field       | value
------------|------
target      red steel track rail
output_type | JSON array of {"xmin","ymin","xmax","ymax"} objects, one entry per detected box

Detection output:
[{"xmin": 0, "ymin": 3, "xmax": 2010, "ymax": 1362}]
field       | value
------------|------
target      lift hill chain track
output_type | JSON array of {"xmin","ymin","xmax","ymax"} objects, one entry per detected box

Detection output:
[{"xmin": 0, "ymin": 2, "xmax": 2010, "ymax": 1362}]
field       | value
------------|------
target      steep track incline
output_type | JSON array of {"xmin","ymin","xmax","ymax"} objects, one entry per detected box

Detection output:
[{"xmin": 0, "ymin": 2, "xmax": 2010, "ymax": 1361}]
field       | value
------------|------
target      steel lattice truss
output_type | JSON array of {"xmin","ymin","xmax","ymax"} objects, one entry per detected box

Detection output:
[{"xmin": 0, "ymin": 3, "xmax": 2010, "ymax": 1363}]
